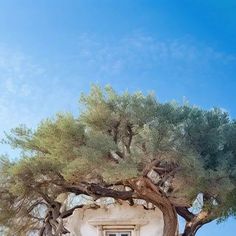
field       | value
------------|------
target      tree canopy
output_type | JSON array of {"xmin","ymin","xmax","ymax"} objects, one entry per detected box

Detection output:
[{"xmin": 0, "ymin": 85, "xmax": 236, "ymax": 236}]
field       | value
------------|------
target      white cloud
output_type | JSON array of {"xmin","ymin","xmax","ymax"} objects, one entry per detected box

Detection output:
[
  {"xmin": 73, "ymin": 32, "xmax": 235, "ymax": 77},
  {"xmin": 0, "ymin": 44, "xmax": 83, "ymax": 140},
  {"xmin": 0, "ymin": 32, "xmax": 235, "ymax": 139},
  {"xmin": 0, "ymin": 45, "xmax": 45, "ymax": 96},
  {"xmin": 0, "ymin": 46, "xmax": 46, "ymax": 136}
]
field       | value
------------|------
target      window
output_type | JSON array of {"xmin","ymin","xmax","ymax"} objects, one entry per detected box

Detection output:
[
  {"xmin": 106, "ymin": 232, "xmax": 131, "ymax": 236},
  {"xmin": 88, "ymin": 219, "xmax": 145, "ymax": 236}
]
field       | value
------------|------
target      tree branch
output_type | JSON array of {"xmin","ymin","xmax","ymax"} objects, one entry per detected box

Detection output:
[{"xmin": 176, "ymin": 207, "xmax": 195, "ymax": 221}]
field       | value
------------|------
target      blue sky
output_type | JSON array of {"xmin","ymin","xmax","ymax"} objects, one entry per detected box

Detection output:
[{"xmin": 0, "ymin": 0, "xmax": 235, "ymax": 234}]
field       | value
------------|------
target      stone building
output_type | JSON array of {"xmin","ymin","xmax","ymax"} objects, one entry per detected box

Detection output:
[{"xmin": 65, "ymin": 201, "xmax": 164, "ymax": 236}]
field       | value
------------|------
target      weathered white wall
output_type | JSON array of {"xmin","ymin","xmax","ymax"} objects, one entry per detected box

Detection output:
[{"xmin": 65, "ymin": 202, "xmax": 164, "ymax": 236}]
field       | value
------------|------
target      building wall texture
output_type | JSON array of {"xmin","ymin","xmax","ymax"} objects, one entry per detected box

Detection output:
[{"xmin": 65, "ymin": 202, "xmax": 164, "ymax": 236}]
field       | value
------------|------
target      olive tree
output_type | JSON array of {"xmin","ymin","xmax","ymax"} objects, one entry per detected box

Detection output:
[{"xmin": 0, "ymin": 85, "xmax": 235, "ymax": 236}]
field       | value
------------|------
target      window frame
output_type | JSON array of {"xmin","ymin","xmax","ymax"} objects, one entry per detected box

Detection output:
[
  {"xmin": 105, "ymin": 231, "xmax": 132, "ymax": 236},
  {"xmin": 88, "ymin": 219, "xmax": 147, "ymax": 236}
]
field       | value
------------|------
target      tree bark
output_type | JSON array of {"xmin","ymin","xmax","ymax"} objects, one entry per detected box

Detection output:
[
  {"xmin": 181, "ymin": 210, "xmax": 213, "ymax": 236},
  {"xmin": 126, "ymin": 177, "xmax": 178, "ymax": 236}
]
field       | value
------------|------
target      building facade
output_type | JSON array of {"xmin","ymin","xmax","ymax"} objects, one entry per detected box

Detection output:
[{"xmin": 65, "ymin": 201, "xmax": 164, "ymax": 236}]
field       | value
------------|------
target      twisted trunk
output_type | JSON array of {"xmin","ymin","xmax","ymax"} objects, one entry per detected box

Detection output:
[{"xmin": 127, "ymin": 177, "xmax": 178, "ymax": 236}]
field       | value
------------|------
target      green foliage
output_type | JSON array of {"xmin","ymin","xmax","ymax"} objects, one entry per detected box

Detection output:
[{"xmin": 102, "ymin": 159, "xmax": 139, "ymax": 183}]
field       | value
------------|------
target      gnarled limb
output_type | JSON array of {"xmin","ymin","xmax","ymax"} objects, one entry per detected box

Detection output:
[
  {"xmin": 181, "ymin": 210, "xmax": 214, "ymax": 236},
  {"xmin": 65, "ymin": 182, "xmax": 135, "ymax": 200},
  {"xmin": 126, "ymin": 177, "xmax": 178, "ymax": 236},
  {"xmin": 176, "ymin": 207, "xmax": 195, "ymax": 222},
  {"xmin": 178, "ymin": 193, "xmax": 217, "ymax": 236}
]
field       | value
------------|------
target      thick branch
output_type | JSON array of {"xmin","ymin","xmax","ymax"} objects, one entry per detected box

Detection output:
[
  {"xmin": 182, "ymin": 210, "xmax": 214, "ymax": 236},
  {"xmin": 126, "ymin": 177, "xmax": 178, "ymax": 236},
  {"xmin": 61, "ymin": 205, "xmax": 84, "ymax": 218},
  {"xmin": 89, "ymin": 183, "xmax": 134, "ymax": 199},
  {"xmin": 176, "ymin": 207, "xmax": 195, "ymax": 222},
  {"xmin": 142, "ymin": 159, "xmax": 161, "ymax": 176},
  {"xmin": 65, "ymin": 182, "xmax": 134, "ymax": 200},
  {"xmin": 125, "ymin": 124, "xmax": 133, "ymax": 154}
]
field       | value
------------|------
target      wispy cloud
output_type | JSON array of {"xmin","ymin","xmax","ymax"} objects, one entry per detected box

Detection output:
[
  {"xmin": 0, "ymin": 31, "xmax": 235, "ymax": 137},
  {"xmin": 72, "ymin": 32, "xmax": 235, "ymax": 77},
  {"xmin": 0, "ymin": 45, "xmax": 44, "ymax": 97},
  {"xmin": 0, "ymin": 46, "xmax": 46, "ymax": 134},
  {"xmin": 0, "ymin": 44, "xmax": 81, "ymax": 137}
]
